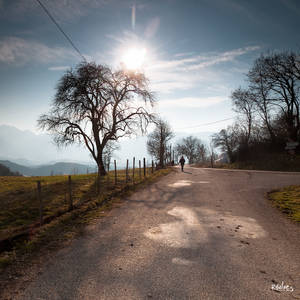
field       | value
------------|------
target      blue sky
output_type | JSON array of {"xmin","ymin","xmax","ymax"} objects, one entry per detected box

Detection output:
[{"xmin": 1, "ymin": 0, "xmax": 300, "ymax": 136}]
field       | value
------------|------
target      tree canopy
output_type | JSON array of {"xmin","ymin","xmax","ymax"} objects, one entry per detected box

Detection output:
[
  {"xmin": 147, "ymin": 119, "xmax": 174, "ymax": 168},
  {"xmin": 176, "ymin": 136, "xmax": 207, "ymax": 164},
  {"xmin": 38, "ymin": 62, "xmax": 156, "ymax": 178}
]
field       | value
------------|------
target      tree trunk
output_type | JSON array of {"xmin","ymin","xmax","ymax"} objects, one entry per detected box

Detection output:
[
  {"xmin": 159, "ymin": 126, "xmax": 164, "ymax": 168},
  {"xmin": 96, "ymin": 154, "xmax": 107, "ymax": 194},
  {"xmin": 98, "ymin": 162, "xmax": 107, "ymax": 176},
  {"xmin": 97, "ymin": 147, "xmax": 107, "ymax": 176}
]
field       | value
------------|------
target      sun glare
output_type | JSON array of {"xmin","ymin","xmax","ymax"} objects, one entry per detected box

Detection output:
[{"xmin": 122, "ymin": 47, "xmax": 147, "ymax": 70}]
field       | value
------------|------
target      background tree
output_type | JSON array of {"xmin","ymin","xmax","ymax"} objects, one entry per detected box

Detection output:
[
  {"xmin": 213, "ymin": 50, "xmax": 300, "ymax": 167},
  {"xmin": 248, "ymin": 52, "xmax": 300, "ymax": 141},
  {"xmin": 247, "ymin": 61, "xmax": 276, "ymax": 143},
  {"xmin": 212, "ymin": 125, "xmax": 240, "ymax": 163},
  {"xmin": 147, "ymin": 119, "xmax": 174, "ymax": 168},
  {"xmin": 176, "ymin": 136, "xmax": 206, "ymax": 164},
  {"xmin": 208, "ymin": 139, "xmax": 217, "ymax": 168},
  {"xmin": 102, "ymin": 141, "xmax": 120, "ymax": 171},
  {"xmin": 231, "ymin": 87, "xmax": 256, "ymax": 146},
  {"xmin": 196, "ymin": 142, "xmax": 207, "ymax": 163},
  {"xmin": 0, "ymin": 163, "xmax": 22, "ymax": 176},
  {"xmin": 38, "ymin": 62, "xmax": 155, "ymax": 187}
]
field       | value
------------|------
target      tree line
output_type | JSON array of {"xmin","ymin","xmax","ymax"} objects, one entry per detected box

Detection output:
[
  {"xmin": 212, "ymin": 51, "xmax": 300, "ymax": 163},
  {"xmin": 146, "ymin": 119, "xmax": 213, "ymax": 167},
  {"xmin": 0, "ymin": 163, "xmax": 22, "ymax": 176}
]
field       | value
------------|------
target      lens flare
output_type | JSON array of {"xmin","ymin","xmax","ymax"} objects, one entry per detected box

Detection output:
[{"xmin": 122, "ymin": 47, "xmax": 146, "ymax": 70}]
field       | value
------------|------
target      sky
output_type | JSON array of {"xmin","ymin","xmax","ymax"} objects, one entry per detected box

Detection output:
[{"xmin": 0, "ymin": 0, "xmax": 300, "ymax": 162}]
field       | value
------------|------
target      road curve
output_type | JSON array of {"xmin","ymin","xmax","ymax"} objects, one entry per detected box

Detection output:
[{"xmin": 11, "ymin": 167, "xmax": 300, "ymax": 299}]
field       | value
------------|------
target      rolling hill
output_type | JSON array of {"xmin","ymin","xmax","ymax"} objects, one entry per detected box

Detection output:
[{"xmin": 0, "ymin": 160, "xmax": 96, "ymax": 176}]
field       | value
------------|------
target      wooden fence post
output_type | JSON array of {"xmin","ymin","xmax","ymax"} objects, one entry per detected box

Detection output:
[
  {"xmin": 126, "ymin": 159, "xmax": 129, "ymax": 183},
  {"xmin": 132, "ymin": 157, "xmax": 135, "ymax": 183},
  {"xmin": 152, "ymin": 160, "xmax": 154, "ymax": 173},
  {"xmin": 139, "ymin": 160, "xmax": 141, "ymax": 179},
  {"xmin": 68, "ymin": 175, "xmax": 73, "ymax": 210},
  {"xmin": 143, "ymin": 158, "xmax": 146, "ymax": 178},
  {"xmin": 114, "ymin": 160, "xmax": 117, "ymax": 185},
  {"xmin": 37, "ymin": 181, "xmax": 43, "ymax": 226}
]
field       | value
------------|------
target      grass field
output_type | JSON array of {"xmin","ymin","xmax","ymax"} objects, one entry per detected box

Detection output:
[
  {"xmin": 268, "ymin": 185, "xmax": 300, "ymax": 223},
  {"xmin": 0, "ymin": 167, "xmax": 168, "ymax": 241},
  {"xmin": 0, "ymin": 167, "xmax": 172, "ymax": 269},
  {"xmin": 0, "ymin": 173, "xmax": 97, "ymax": 238}
]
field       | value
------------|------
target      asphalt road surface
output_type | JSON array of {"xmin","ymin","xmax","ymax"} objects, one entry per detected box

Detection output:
[{"xmin": 12, "ymin": 167, "xmax": 300, "ymax": 299}]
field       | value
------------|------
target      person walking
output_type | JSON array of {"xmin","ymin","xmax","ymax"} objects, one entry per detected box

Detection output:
[{"xmin": 179, "ymin": 156, "xmax": 185, "ymax": 172}]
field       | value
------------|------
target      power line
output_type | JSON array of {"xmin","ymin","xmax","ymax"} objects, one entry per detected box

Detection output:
[
  {"xmin": 175, "ymin": 117, "xmax": 234, "ymax": 130},
  {"xmin": 35, "ymin": 0, "xmax": 86, "ymax": 62}
]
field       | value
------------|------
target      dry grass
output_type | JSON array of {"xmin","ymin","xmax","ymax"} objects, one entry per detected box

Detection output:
[
  {"xmin": 268, "ymin": 185, "xmax": 300, "ymax": 223},
  {"xmin": 0, "ymin": 167, "xmax": 172, "ymax": 270},
  {"xmin": 0, "ymin": 168, "xmax": 156, "ymax": 238}
]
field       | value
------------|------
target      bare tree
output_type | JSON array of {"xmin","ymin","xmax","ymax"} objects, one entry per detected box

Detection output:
[
  {"xmin": 294, "ymin": 53, "xmax": 300, "ymax": 80},
  {"xmin": 208, "ymin": 138, "xmax": 217, "ymax": 168},
  {"xmin": 248, "ymin": 52, "xmax": 300, "ymax": 141},
  {"xmin": 248, "ymin": 56, "xmax": 279, "ymax": 143},
  {"xmin": 176, "ymin": 136, "xmax": 206, "ymax": 164},
  {"xmin": 231, "ymin": 87, "xmax": 256, "ymax": 146},
  {"xmin": 212, "ymin": 125, "xmax": 240, "ymax": 163},
  {"xmin": 196, "ymin": 142, "xmax": 207, "ymax": 163},
  {"xmin": 38, "ymin": 62, "xmax": 155, "ymax": 187},
  {"xmin": 147, "ymin": 119, "xmax": 174, "ymax": 168}
]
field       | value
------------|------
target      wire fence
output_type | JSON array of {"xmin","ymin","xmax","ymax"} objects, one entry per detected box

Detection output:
[{"xmin": 0, "ymin": 157, "xmax": 160, "ymax": 251}]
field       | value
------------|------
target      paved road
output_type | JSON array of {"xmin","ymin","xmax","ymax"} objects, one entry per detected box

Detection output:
[{"xmin": 13, "ymin": 167, "xmax": 300, "ymax": 299}]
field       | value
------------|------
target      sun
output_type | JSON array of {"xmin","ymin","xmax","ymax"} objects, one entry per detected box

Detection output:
[{"xmin": 122, "ymin": 47, "xmax": 147, "ymax": 70}]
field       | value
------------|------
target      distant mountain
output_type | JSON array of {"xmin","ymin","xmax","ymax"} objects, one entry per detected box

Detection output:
[
  {"xmin": 0, "ymin": 158, "xmax": 42, "ymax": 167},
  {"xmin": 0, "ymin": 161, "xmax": 31, "ymax": 176},
  {"xmin": 0, "ymin": 160, "xmax": 96, "ymax": 176},
  {"xmin": 0, "ymin": 124, "xmax": 149, "ymax": 165},
  {"xmin": 0, "ymin": 124, "xmax": 92, "ymax": 164},
  {"xmin": 0, "ymin": 163, "xmax": 22, "ymax": 176},
  {"xmin": 0, "ymin": 124, "xmax": 216, "ymax": 167}
]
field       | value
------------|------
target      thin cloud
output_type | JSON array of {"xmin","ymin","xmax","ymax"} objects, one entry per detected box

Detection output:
[
  {"xmin": 158, "ymin": 97, "xmax": 226, "ymax": 108},
  {"xmin": 0, "ymin": 37, "xmax": 77, "ymax": 65},
  {"xmin": 48, "ymin": 66, "xmax": 70, "ymax": 71},
  {"xmin": 149, "ymin": 46, "xmax": 259, "ymax": 72},
  {"xmin": 1, "ymin": 0, "xmax": 110, "ymax": 22},
  {"xmin": 146, "ymin": 46, "xmax": 260, "ymax": 94},
  {"xmin": 174, "ymin": 52, "xmax": 196, "ymax": 57},
  {"xmin": 182, "ymin": 46, "xmax": 260, "ymax": 71}
]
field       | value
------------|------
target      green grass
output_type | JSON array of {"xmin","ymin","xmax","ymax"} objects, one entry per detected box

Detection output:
[
  {"xmin": 268, "ymin": 185, "xmax": 300, "ymax": 222},
  {"xmin": 0, "ymin": 167, "xmax": 172, "ymax": 270},
  {"xmin": 0, "ymin": 168, "xmax": 163, "ymax": 239},
  {"xmin": 0, "ymin": 173, "xmax": 98, "ymax": 238}
]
